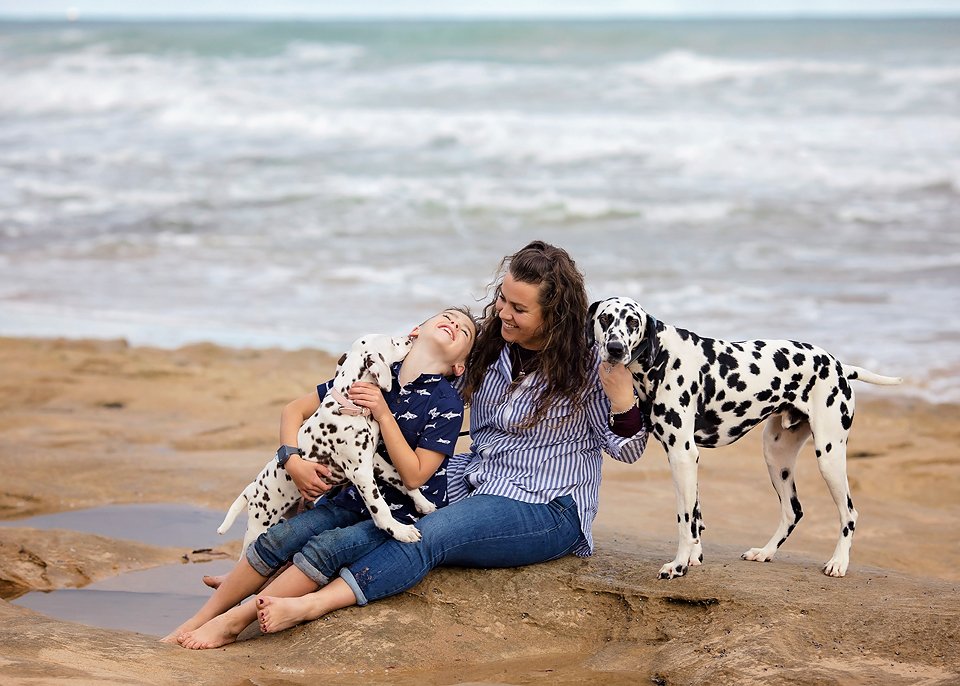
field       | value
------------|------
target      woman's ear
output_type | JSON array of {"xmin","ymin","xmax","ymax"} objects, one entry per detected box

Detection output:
[
  {"xmin": 409, "ymin": 326, "xmax": 420, "ymax": 339},
  {"xmin": 452, "ymin": 362, "xmax": 466, "ymax": 377}
]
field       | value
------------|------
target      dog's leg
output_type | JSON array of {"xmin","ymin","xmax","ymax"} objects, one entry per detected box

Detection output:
[
  {"xmin": 372, "ymin": 454, "xmax": 437, "ymax": 516},
  {"xmin": 810, "ymin": 402, "xmax": 857, "ymax": 577},
  {"xmin": 742, "ymin": 414, "xmax": 812, "ymax": 564},
  {"xmin": 659, "ymin": 442, "xmax": 702, "ymax": 580},
  {"xmin": 351, "ymin": 459, "xmax": 423, "ymax": 543}
]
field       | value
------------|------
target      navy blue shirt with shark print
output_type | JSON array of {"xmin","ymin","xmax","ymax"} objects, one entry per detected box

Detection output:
[{"xmin": 316, "ymin": 362, "xmax": 464, "ymax": 525}]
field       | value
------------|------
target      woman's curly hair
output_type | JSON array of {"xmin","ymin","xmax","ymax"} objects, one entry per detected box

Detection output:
[{"xmin": 462, "ymin": 240, "xmax": 592, "ymax": 427}]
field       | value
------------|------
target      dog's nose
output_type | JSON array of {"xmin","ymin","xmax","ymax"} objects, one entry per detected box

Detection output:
[{"xmin": 606, "ymin": 340, "xmax": 625, "ymax": 359}]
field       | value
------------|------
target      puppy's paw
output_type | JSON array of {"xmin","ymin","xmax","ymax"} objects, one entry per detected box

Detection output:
[
  {"xmin": 390, "ymin": 523, "xmax": 422, "ymax": 543},
  {"xmin": 413, "ymin": 499, "xmax": 436, "ymax": 516},
  {"xmin": 741, "ymin": 547, "xmax": 775, "ymax": 563},
  {"xmin": 657, "ymin": 561, "xmax": 687, "ymax": 580}
]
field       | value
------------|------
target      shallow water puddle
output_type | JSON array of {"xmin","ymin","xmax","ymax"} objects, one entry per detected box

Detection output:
[
  {"xmin": 2, "ymin": 504, "xmax": 246, "ymax": 636},
  {"xmin": 0, "ymin": 503, "xmax": 245, "ymax": 549}
]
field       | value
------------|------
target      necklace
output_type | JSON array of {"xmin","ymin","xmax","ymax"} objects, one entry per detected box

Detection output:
[{"xmin": 511, "ymin": 344, "xmax": 539, "ymax": 381}]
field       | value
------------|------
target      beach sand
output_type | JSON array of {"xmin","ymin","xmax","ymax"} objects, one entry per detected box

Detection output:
[{"xmin": 0, "ymin": 336, "xmax": 957, "ymax": 685}]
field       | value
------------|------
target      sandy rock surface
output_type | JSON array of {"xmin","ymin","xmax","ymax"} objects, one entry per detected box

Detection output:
[{"xmin": 0, "ymin": 337, "xmax": 957, "ymax": 684}]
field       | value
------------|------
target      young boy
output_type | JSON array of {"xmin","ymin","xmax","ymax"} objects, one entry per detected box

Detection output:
[{"xmin": 162, "ymin": 307, "xmax": 476, "ymax": 648}]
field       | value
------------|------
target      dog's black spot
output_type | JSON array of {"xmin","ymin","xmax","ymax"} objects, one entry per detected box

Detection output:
[
  {"xmin": 684, "ymin": 512, "xmax": 690, "ymax": 522},
  {"xmin": 781, "ymin": 468, "xmax": 790, "ymax": 480},
  {"xmin": 673, "ymin": 358, "xmax": 683, "ymax": 370},
  {"xmin": 684, "ymin": 441, "xmax": 690, "ymax": 450},
  {"xmin": 848, "ymin": 520, "xmax": 855, "ymax": 532},
  {"xmin": 717, "ymin": 352, "xmax": 738, "ymax": 371},
  {"xmin": 664, "ymin": 409, "xmax": 682, "ymax": 429},
  {"xmin": 847, "ymin": 495, "xmax": 854, "ymax": 511},
  {"xmin": 749, "ymin": 363, "xmax": 760, "ymax": 375},
  {"xmin": 791, "ymin": 494, "xmax": 803, "ymax": 522},
  {"xmin": 816, "ymin": 448, "xmax": 822, "ymax": 458},
  {"xmin": 773, "ymin": 349, "xmax": 790, "ymax": 371},
  {"xmin": 722, "ymin": 401, "xmax": 736, "ymax": 413},
  {"xmin": 370, "ymin": 505, "xmax": 378, "ymax": 514},
  {"xmin": 801, "ymin": 376, "xmax": 817, "ymax": 402},
  {"xmin": 842, "ymin": 526, "xmax": 849, "ymax": 537},
  {"xmin": 792, "ymin": 352, "xmax": 806, "ymax": 366}
]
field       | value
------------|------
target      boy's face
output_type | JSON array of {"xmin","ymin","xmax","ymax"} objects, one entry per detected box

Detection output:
[{"xmin": 418, "ymin": 309, "xmax": 476, "ymax": 372}]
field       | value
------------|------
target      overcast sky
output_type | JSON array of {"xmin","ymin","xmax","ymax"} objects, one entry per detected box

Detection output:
[{"xmin": 1, "ymin": 0, "xmax": 959, "ymax": 19}]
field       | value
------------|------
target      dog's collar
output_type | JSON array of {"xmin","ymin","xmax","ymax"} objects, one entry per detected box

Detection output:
[
  {"xmin": 628, "ymin": 313, "xmax": 660, "ymax": 367},
  {"xmin": 329, "ymin": 387, "xmax": 371, "ymax": 417}
]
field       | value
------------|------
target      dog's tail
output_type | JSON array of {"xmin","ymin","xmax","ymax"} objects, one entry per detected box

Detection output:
[
  {"xmin": 843, "ymin": 365, "xmax": 903, "ymax": 386},
  {"xmin": 217, "ymin": 493, "xmax": 248, "ymax": 535}
]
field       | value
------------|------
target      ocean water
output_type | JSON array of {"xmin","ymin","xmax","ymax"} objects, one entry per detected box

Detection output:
[{"xmin": 0, "ymin": 19, "xmax": 958, "ymax": 401}]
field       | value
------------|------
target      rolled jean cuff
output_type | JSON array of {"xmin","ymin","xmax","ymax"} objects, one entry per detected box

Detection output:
[
  {"xmin": 292, "ymin": 552, "xmax": 332, "ymax": 587},
  {"xmin": 339, "ymin": 567, "xmax": 368, "ymax": 606},
  {"xmin": 245, "ymin": 542, "xmax": 276, "ymax": 578}
]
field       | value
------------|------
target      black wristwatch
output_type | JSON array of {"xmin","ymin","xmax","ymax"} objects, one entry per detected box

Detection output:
[{"xmin": 276, "ymin": 444, "xmax": 303, "ymax": 468}]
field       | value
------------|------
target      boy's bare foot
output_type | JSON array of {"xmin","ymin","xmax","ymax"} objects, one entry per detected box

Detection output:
[
  {"xmin": 256, "ymin": 595, "xmax": 315, "ymax": 634},
  {"xmin": 202, "ymin": 574, "xmax": 226, "ymax": 589},
  {"xmin": 159, "ymin": 617, "xmax": 204, "ymax": 644},
  {"xmin": 177, "ymin": 614, "xmax": 245, "ymax": 650}
]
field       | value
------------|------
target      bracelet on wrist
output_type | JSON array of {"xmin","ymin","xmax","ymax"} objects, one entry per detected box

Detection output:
[{"xmin": 608, "ymin": 396, "xmax": 638, "ymax": 427}]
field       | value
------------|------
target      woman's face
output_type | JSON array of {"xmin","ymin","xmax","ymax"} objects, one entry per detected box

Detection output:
[{"xmin": 496, "ymin": 272, "xmax": 545, "ymax": 350}]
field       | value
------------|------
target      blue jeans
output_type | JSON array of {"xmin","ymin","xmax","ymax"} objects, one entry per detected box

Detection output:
[
  {"xmin": 340, "ymin": 494, "xmax": 582, "ymax": 606},
  {"xmin": 247, "ymin": 497, "xmax": 382, "ymax": 584}
]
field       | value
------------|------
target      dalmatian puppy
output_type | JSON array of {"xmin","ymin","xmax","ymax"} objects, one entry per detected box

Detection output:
[
  {"xmin": 588, "ymin": 297, "xmax": 902, "ymax": 580},
  {"xmin": 218, "ymin": 334, "xmax": 437, "ymax": 557}
]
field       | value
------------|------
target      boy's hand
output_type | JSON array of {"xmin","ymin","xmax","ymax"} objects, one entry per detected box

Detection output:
[
  {"xmin": 348, "ymin": 382, "xmax": 391, "ymax": 422},
  {"xmin": 285, "ymin": 454, "xmax": 333, "ymax": 500}
]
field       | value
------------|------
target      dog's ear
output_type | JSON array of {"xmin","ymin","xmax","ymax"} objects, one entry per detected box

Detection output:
[
  {"xmin": 364, "ymin": 353, "xmax": 394, "ymax": 392},
  {"xmin": 629, "ymin": 313, "xmax": 660, "ymax": 369},
  {"xmin": 586, "ymin": 300, "xmax": 601, "ymax": 347}
]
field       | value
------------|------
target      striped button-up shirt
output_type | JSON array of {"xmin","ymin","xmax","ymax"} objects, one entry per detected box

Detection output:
[{"xmin": 447, "ymin": 344, "xmax": 647, "ymax": 556}]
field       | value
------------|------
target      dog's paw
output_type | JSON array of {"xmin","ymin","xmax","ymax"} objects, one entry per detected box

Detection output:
[
  {"xmin": 414, "ymin": 500, "xmax": 437, "ymax": 516},
  {"xmin": 741, "ymin": 547, "xmax": 775, "ymax": 563},
  {"xmin": 390, "ymin": 523, "xmax": 422, "ymax": 543},
  {"xmin": 822, "ymin": 556, "xmax": 848, "ymax": 577},
  {"xmin": 688, "ymin": 543, "xmax": 703, "ymax": 567},
  {"xmin": 657, "ymin": 561, "xmax": 687, "ymax": 580}
]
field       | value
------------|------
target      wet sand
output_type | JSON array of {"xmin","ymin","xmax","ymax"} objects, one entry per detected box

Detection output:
[{"xmin": 0, "ymin": 336, "xmax": 958, "ymax": 684}]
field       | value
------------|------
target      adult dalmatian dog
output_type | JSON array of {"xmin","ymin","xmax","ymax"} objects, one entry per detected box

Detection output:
[
  {"xmin": 588, "ymin": 296, "xmax": 902, "ymax": 580},
  {"xmin": 218, "ymin": 334, "xmax": 437, "ymax": 557}
]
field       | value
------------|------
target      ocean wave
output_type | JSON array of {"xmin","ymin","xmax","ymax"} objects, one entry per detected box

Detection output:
[
  {"xmin": 281, "ymin": 40, "xmax": 365, "ymax": 66},
  {"xmin": 613, "ymin": 49, "xmax": 873, "ymax": 86}
]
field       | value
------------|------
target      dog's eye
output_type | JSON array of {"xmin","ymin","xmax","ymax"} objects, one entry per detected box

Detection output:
[
  {"xmin": 598, "ymin": 313, "xmax": 612, "ymax": 329},
  {"xmin": 626, "ymin": 316, "xmax": 640, "ymax": 332}
]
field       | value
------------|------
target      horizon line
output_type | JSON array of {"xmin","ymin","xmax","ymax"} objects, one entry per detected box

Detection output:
[{"xmin": 2, "ymin": 11, "xmax": 960, "ymax": 22}]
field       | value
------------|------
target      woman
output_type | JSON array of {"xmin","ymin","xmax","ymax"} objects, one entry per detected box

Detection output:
[{"xmin": 190, "ymin": 240, "xmax": 647, "ymax": 644}]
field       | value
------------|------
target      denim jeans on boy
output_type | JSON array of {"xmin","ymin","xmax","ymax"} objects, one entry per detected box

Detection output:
[
  {"xmin": 246, "ymin": 497, "xmax": 382, "ymax": 585},
  {"xmin": 340, "ymin": 494, "xmax": 581, "ymax": 605}
]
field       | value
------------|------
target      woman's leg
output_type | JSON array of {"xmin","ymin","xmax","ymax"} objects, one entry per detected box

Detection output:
[
  {"xmin": 257, "ymin": 578, "xmax": 357, "ymax": 634},
  {"xmin": 342, "ymin": 494, "xmax": 580, "ymax": 605}
]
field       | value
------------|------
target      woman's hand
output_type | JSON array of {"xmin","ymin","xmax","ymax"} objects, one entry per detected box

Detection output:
[
  {"xmin": 285, "ymin": 454, "xmax": 333, "ymax": 500},
  {"xmin": 598, "ymin": 361, "xmax": 635, "ymax": 413},
  {"xmin": 348, "ymin": 382, "xmax": 391, "ymax": 423}
]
